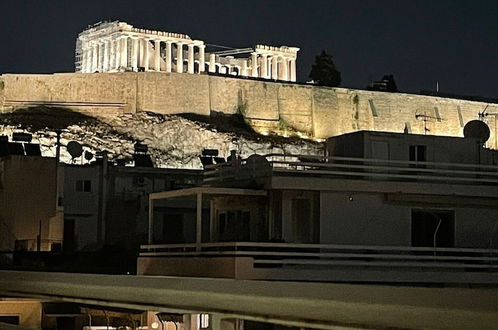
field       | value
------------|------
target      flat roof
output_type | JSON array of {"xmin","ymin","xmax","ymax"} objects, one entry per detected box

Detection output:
[{"xmin": 150, "ymin": 187, "xmax": 267, "ymax": 200}]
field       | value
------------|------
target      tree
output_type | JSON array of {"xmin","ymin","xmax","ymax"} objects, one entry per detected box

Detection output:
[
  {"xmin": 309, "ymin": 50, "xmax": 341, "ymax": 87},
  {"xmin": 367, "ymin": 74, "xmax": 398, "ymax": 92}
]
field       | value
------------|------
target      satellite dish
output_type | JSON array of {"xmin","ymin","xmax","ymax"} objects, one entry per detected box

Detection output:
[
  {"xmin": 84, "ymin": 151, "xmax": 94, "ymax": 161},
  {"xmin": 463, "ymin": 120, "xmax": 490, "ymax": 143},
  {"xmin": 246, "ymin": 154, "xmax": 271, "ymax": 173},
  {"xmin": 67, "ymin": 141, "xmax": 83, "ymax": 159}
]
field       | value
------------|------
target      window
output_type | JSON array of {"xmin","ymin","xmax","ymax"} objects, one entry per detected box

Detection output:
[
  {"xmin": 75, "ymin": 180, "xmax": 92, "ymax": 192},
  {"xmin": 0, "ymin": 316, "xmax": 20, "ymax": 325},
  {"xmin": 218, "ymin": 210, "xmax": 250, "ymax": 241},
  {"xmin": 409, "ymin": 145, "xmax": 427, "ymax": 162},
  {"xmin": 291, "ymin": 199, "xmax": 313, "ymax": 243}
]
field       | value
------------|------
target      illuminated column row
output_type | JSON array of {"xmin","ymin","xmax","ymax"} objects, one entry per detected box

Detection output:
[
  {"xmin": 248, "ymin": 53, "xmax": 297, "ymax": 82},
  {"xmin": 81, "ymin": 36, "xmax": 207, "ymax": 74}
]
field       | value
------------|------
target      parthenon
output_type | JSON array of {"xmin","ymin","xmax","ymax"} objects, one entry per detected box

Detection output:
[{"xmin": 75, "ymin": 21, "xmax": 299, "ymax": 82}]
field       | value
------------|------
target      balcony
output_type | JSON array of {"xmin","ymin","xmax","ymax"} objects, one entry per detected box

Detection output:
[
  {"xmin": 138, "ymin": 242, "xmax": 498, "ymax": 284},
  {"xmin": 203, "ymin": 153, "xmax": 498, "ymax": 188}
]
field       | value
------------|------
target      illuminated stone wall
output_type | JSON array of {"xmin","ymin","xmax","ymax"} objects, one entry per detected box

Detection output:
[{"xmin": 1, "ymin": 72, "xmax": 497, "ymax": 148}]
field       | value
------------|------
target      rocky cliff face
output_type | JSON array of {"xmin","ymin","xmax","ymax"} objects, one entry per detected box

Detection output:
[{"xmin": 0, "ymin": 108, "xmax": 322, "ymax": 168}]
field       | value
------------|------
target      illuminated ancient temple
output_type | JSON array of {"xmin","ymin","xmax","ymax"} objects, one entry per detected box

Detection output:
[{"xmin": 75, "ymin": 21, "xmax": 299, "ymax": 81}]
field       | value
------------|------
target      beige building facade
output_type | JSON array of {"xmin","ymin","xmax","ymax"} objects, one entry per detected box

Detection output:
[{"xmin": 0, "ymin": 155, "xmax": 63, "ymax": 252}]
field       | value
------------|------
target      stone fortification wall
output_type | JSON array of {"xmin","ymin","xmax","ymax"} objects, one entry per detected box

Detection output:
[{"xmin": 1, "ymin": 72, "xmax": 497, "ymax": 148}]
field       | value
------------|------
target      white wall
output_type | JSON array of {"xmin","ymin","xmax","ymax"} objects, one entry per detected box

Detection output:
[
  {"xmin": 319, "ymin": 191, "xmax": 498, "ymax": 248},
  {"xmin": 320, "ymin": 192, "xmax": 410, "ymax": 246}
]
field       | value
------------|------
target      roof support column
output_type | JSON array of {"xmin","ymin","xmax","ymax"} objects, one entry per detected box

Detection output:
[
  {"xmin": 251, "ymin": 52, "xmax": 258, "ymax": 78},
  {"xmin": 290, "ymin": 58, "xmax": 296, "ymax": 82},
  {"xmin": 196, "ymin": 192, "xmax": 202, "ymax": 250},
  {"xmin": 121, "ymin": 37, "xmax": 128, "ymax": 69},
  {"xmin": 187, "ymin": 44, "xmax": 195, "ymax": 74},
  {"xmin": 114, "ymin": 37, "xmax": 121, "ymax": 70},
  {"xmin": 103, "ymin": 40, "xmax": 110, "ymax": 72},
  {"xmin": 271, "ymin": 56, "xmax": 278, "ymax": 80},
  {"xmin": 81, "ymin": 46, "xmax": 89, "ymax": 73},
  {"xmin": 282, "ymin": 58, "xmax": 289, "ymax": 81},
  {"xmin": 198, "ymin": 44, "xmax": 206, "ymax": 72},
  {"xmin": 91, "ymin": 43, "xmax": 98, "ymax": 72},
  {"xmin": 165, "ymin": 41, "xmax": 172, "ymax": 72},
  {"xmin": 241, "ymin": 60, "xmax": 248, "ymax": 77},
  {"xmin": 176, "ymin": 42, "xmax": 184, "ymax": 73},
  {"xmin": 261, "ymin": 54, "xmax": 268, "ymax": 78},
  {"xmin": 154, "ymin": 40, "xmax": 161, "ymax": 71},
  {"xmin": 144, "ymin": 39, "xmax": 150, "ymax": 71},
  {"xmin": 209, "ymin": 53, "xmax": 216, "ymax": 73},
  {"xmin": 148, "ymin": 197, "xmax": 154, "ymax": 245},
  {"xmin": 97, "ymin": 43, "xmax": 104, "ymax": 72},
  {"xmin": 131, "ymin": 38, "xmax": 139, "ymax": 71}
]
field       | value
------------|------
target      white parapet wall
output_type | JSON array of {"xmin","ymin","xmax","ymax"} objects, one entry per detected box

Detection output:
[{"xmin": 1, "ymin": 71, "xmax": 497, "ymax": 148}]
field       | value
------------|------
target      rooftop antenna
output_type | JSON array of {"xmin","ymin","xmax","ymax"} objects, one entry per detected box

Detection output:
[
  {"xmin": 415, "ymin": 112, "xmax": 437, "ymax": 134},
  {"xmin": 479, "ymin": 104, "xmax": 490, "ymax": 120}
]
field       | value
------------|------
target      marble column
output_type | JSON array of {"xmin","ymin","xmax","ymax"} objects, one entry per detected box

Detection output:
[
  {"xmin": 114, "ymin": 37, "xmax": 121, "ymax": 70},
  {"xmin": 290, "ymin": 59, "xmax": 296, "ymax": 82},
  {"xmin": 98, "ymin": 43, "xmax": 104, "ymax": 72},
  {"xmin": 272, "ymin": 56, "xmax": 278, "ymax": 79},
  {"xmin": 103, "ymin": 40, "xmax": 110, "ymax": 71},
  {"xmin": 176, "ymin": 43, "xmax": 183, "ymax": 73},
  {"xmin": 209, "ymin": 53, "xmax": 216, "ymax": 73},
  {"xmin": 91, "ymin": 43, "xmax": 98, "ymax": 72},
  {"xmin": 154, "ymin": 40, "xmax": 161, "ymax": 71},
  {"xmin": 165, "ymin": 41, "xmax": 172, "ymax": 72},
  {"xmin": 251, "ymin": 52, "xmax": 258, "ymax": 78},
  {"xmin": 282, "ymin": 58, "xmax": 289, "ymax": 81},
  {"xmin": 187, "ymin": 44, "xmax": 195, "ymax": 74},
  {"xmin": 241, "ymin": 60, "xmax": 248, "ymax": 76},
  {"xmin": 110, "ymin": 40, "xmax": 115, "ymax": 70},
  {"xmin": 138, "ymin": 39, "xmax": 144, "ymax": 68},
  {"xmin": 131, "ymin": 38, "xmax": 139, "ymax": 71},
  {"xmin": 143, "ymin": 39, "xmax": 150, "ymax": 71},
  {"xmin": 121, "ymin": 37, "xmax": 128, "ymax": 69},
  {"xmin": 261, "ymin": 54, "xmax": 268, "ymax": 78},
  {"xmin": 198, "ymin": 45, "xmax": 205, "ymax": 72},
  {"xmin": 81, "ymin": 47, "xmax": 88, "ymax": 73}
]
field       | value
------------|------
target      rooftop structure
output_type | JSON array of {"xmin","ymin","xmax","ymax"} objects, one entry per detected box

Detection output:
[
  {"xmin": 139, "ymin": 131, "xmax": 498, "ymax": 284},
  {"xmin": 76, "ymin": 21, "xmax": 299, "ymax": 82}
]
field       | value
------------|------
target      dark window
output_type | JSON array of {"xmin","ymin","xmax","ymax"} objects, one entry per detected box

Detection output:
[
  {"xmin": 411, "ymin": 210, "xmax": 454, "ymax": 247},
  {"xmin": 291, "ymin": 199, "xmax": 313, "ymax": 243},
  {"xmin": 218, "ymin": 211, "xmax": 250, "ymax": 241},
  {"xmin": 409, "ymin": 145, "xmax": 427, "ymax": 162},
  {"xmin": 162, "ymin": 214, "xmax": 184, "ymax": 243},
  {"xmin": 0, "ymin": 316, "xmax": 20, "ymax": 325},
  {"xmin": 75, "ymin": 180, "xmax": 92, "ymax": 192},
  {"xmin": 63, "ymin": 219, "xmax": 75, "ymax": 252}
]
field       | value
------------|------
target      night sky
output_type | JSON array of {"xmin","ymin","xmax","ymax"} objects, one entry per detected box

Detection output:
[{"xmin": 0, "ymin": 0, "xmax": 497, "ymax": 98}]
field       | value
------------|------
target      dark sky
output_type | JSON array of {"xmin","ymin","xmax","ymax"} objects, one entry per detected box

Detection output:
[{"xmin": 1, "ymin": 0, "xmax": 497, "ymax": 98}]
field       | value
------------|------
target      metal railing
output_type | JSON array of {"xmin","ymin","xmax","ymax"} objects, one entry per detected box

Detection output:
[
  {"xmin": 203, "ymin": 153, "xmax": 498, "ymax": 186},
  {"xmin": 140, "ymin": 242, "xmax": 498, "ymax": 272}
]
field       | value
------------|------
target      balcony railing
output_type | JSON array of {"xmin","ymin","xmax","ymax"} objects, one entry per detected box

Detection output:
[
  {"xmin": 140, "ymin": 242, "xmax": 498, "ymax": 273},
  {"xmin": 203, "ymin": 153, "xmax": 498, "ymax": 186}
]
